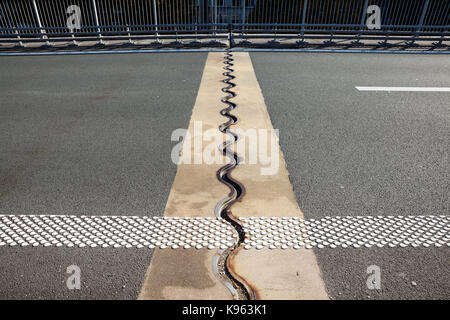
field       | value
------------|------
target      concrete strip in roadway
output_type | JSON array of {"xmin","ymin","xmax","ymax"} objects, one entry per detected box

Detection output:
[{"xmin": 139, "ymin": 52, "xmax": 328, "ymax": 299}]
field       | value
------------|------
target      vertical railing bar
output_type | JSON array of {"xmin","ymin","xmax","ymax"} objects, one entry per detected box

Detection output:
[
  {"xmin": 2, "ymin": 1, "xmax": 14, "ymax": 36},
  {"xmin": 391, "ymin": 0, "xmax": 403, "ymax": 31},
  {"xmin": 14, "ymin": 0, "xmax": 26, "ymax": 34},
  {"xmin": 1, "ymin": 0, "xmax": 24, "ymax": 46},
  {"xmin": 344, "ymin": 0, "xmax": 353, "ymax": 31},
  {"xmin": 106, "ymin": 0, "xmax": 111, "ymax": 33},
  {"xmin": 136, "ymin": 0, "xmax": 140, "ymax": 33},
  {"xmin": 417, "ymin": 0, "xmax": 430, "ymax": 35},
  {"xmin": 434, "ymin": 0, "xmax": 445, "ymax": 28},
  {"xmin": 31, "ymin": 0, "xmax": 50, "ymax": 45},
  {"xmin": 8, "ymin": 1, "xmax": 24, "ymax": 37},
  {"xmin": 299, "ymin": 0, "xmax": 308, "ymax": 40},
  {"xmin": 286, "ymin": 0, "xmax": 292, "ymax": 26},
  {"xmin": 163, "ymin": 0, "xmax": 167, "ymax": 33},
  {"xmin": 409, "ymin": 0, "xmax": 430, "ymax": 44},
  {"xmin": 288, "ymin": 0, "xmax": 293, "ymax": 26},
  {"xmin": 131, "ymin": 0, "xmax": 136, "ymax": 36},
  {"xmin": 387, "ymin": 0, "xmax": 395, "ymax": 29},
  {"xmin": 405, "ymin": 0, "xmax": 419, "ymax": 31},
  {"xmin": 354, "ymin": 0, "xmax": 369, "ymax": 44},
  {"xmin": 144, "ymin": 0, "xmax": 149, "ymax": 34},
  {"xmin": 118, "ymin": 0, "xmax": 127, "ymax": 34},
  {"xmin": 48, "ymin": 0, "xmax": 60, "ymax": 34},
  {"xmin": 13, "ymin": 0, "xmax": 26, "ymax": 35},
  {"xmin": 48, "ymin": 0, "xmax": 58, "ymax": 34},
  {"xmin": 239, "ymin": 0, "xmax": 243, "ymax": 39},
  {"xmin": 268, "ymin": 0, "xmax": 272, "ymax": 32},
  {"xmin": 14, "ymin": 2, "xmax": 31, "ymax": 32},
  {"xmin": 175, "ymin": 0, "xmax": 179, "ymax": 41},
  {"xmin": 323, "ymin": 0, "xmax": 334, "ymax": 43},
  {"xmin": 109, "ymin": 0, "xmax": 115, "ymax": 35},
  {"xmin": 214, "ymin": 0, "xmax": 217, "ymax": 36},
  {"xmin": 129, "ymin": 0, "xmax": 133, "ymax": 32},
  {"xmin": 127, "ymin": 0, "xmax": 133, "ymax": 44},
  {"xmin": 264, "ymin": 0, "xmax": 269, "ymax": 31},
  {"xmin": 46, "ymin": 0, "xmax": 56, "ymax": 34},
  {"xmin": 167, "ymin": 0, "xmax": 170, "ymax": 32},
  {"xmin": 91, "ymin": 0, "xmax": 103, "ymax": 44},
  {"xmin": 19, "ymin": 0, "xmax": 35, "ymax": 34},
  {"xmin": 314, "ymin": 0, "xmax": 319, "ymax": 31},
  {"xmin": 152, "ymin": 0, "xmax": 159, "ymax": 41},
  {"xmin": 59, "ymin": 0, "xmax": 66, "ymax": 36}
]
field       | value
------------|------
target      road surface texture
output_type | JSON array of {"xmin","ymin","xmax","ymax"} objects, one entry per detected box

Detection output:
[
  {"xmin": 250, "ymin": 52, "xmax": 450, "ymax": 299},
  {"xmin": 0, "ymin": 53, "xmax": 206, "ymax": 299},
  {"xmin": 0, "ymin": 51, "xmax": 448, "ymax": 300}
]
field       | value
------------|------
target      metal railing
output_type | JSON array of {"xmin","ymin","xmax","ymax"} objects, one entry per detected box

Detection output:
[{"xmin": 0, "ymin": 0, "xmax": 448, "ymax": 47}]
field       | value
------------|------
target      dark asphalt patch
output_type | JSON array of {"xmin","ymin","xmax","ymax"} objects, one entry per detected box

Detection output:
[
  {"xmin": 0, "ymin": 53, "xmax": 206, "ymax": 298},
  {"xmin": 251, "ymin": 52, "xmax": 450, "ymax": 299}
]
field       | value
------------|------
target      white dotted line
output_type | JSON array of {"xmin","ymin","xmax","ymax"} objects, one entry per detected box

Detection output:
[
  {"xmin": 242, "ymin": 216, "xmax": 450, "ymax": 249},
  {"xmin": 0, "ymin": 215, "xmax": 448, "ymax": 249},
  {"xmin": 0, "ymin": 216, "xmax": 237, "ymax": 249}
]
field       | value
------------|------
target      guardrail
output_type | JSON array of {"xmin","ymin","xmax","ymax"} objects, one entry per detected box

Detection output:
[{"xmin": 0, "ymin": 0, "xmax": 448, "ymax": 47}]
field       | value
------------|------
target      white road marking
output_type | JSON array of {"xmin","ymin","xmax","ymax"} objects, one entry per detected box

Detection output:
[
  {"xmin": 1, "ymin": 215, "xmax": 448, "ymax": 249},
  {"xmin": 356, "ymin": 86, "xmax": 450, "ymax": 92}
]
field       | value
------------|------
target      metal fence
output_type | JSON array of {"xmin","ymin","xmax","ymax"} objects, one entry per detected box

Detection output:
[{"xmin": 0, "ymin": 0, "xmax": 448, "ymax": 46}]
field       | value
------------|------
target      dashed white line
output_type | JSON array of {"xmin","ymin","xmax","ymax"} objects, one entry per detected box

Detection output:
[{"xmin": 356, "ymin": 86, "xmax": 450, "ymax": 92}]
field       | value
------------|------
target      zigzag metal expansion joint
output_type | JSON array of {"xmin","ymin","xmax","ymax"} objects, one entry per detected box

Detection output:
[{"xmin": 212, "ymin": 49, "xmax": 255, "ymax": 300}]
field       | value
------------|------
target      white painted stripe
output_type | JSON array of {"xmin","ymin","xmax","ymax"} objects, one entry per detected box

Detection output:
[
  {"xmin": 1, "ymin": 215, "xmax": 448, "ymax": 249},
  {"xmin": 356, "ymin": 86, "xmax": 450, "ymax": 92}
]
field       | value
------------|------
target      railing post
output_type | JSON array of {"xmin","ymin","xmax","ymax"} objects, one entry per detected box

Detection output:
[
  {"xmin": 296, "ymin": 0, "xmax": 309, "ymax": 45},
  {"xmin": 31, "ymin": 0, "xmax": 50, "ymax": 46},
  {"xmin": 91, "ymin": 0, "xmax": 104, "ymax": 44},
  {"xmin": 240, "ymin": 0, "xmax": 245, "ymax": 39},
  {"xmin": 360, "ymin": 0, "xmax": 370, "ymax": 26},
  {"xmin": 415, "ymin": 0, "xmax": 430, "ymax": 39},
  {"xmin": 302, "ymin": 0, "xmax": 308, "ymax": 41},
  {"xmin": 152, "ymin": 0, "xmax": 159, "ymax": 42},
  {"xmin": 241, "ymin": 0, "xmax": 245, "ymax": 25},
  {"xmin": 353, "ymin": 0, "xmax": 369, "ymax": 45},
  {"xmin": 214, "ymin": 0, "xmax": 217, "ymax": 36}
]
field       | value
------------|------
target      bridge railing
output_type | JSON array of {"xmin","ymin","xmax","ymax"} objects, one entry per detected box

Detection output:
[{"xmin": 0, "ymin": 0, "xmax": 448, "ymax": 46}]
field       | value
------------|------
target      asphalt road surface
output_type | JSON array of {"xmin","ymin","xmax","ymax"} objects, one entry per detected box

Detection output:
[
  {"xmin": 251, "ymin": 52, "xmax": 450, "ymax": 299},
  {"xmin": 0, "ymin": 51, "xmax": 448, "ymax": 300},
  {"xmin": 0, "ymin": 53, "xmax": 206, "ymax": 299}
]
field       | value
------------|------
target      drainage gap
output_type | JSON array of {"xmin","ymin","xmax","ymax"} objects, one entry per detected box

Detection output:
[{"xmin": 212, "ymin": 49, "xmax": 255, "ymax": 300}]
